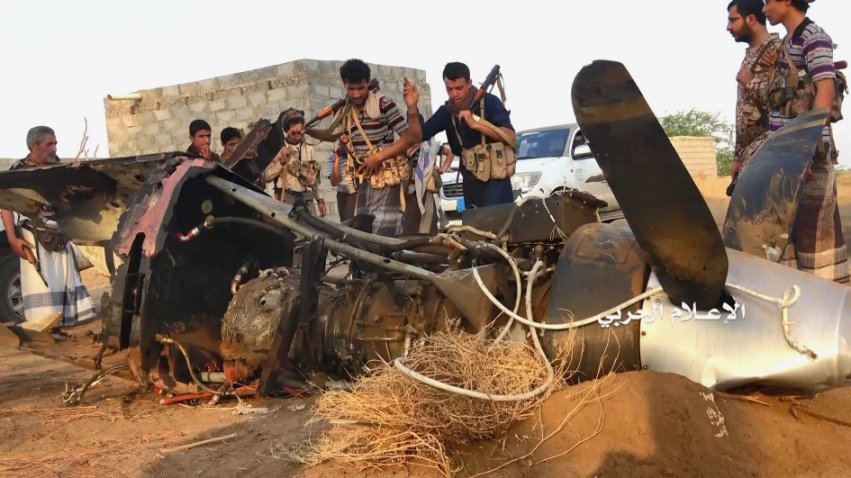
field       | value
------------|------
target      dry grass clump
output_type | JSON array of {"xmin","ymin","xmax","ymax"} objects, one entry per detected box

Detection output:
[{"xmin": 286, "ymin": 331, "xmax": 559, "ymax": 476}]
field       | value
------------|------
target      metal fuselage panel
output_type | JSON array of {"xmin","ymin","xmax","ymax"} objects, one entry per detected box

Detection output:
[
  {"xmin": 544, "ymin": 223, "xmax": 648, "ymax": 380},
  {"xmin": 640, "ymin": 248, "xmax": 851, "ymax": 391}
]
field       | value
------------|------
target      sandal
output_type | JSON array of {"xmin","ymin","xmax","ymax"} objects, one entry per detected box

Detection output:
[{"xmin": 50, "ymin": 328, "xmax": 77, "ymax": 342}]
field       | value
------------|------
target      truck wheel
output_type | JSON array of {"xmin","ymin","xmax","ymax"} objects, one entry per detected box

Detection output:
[{"xmin": 0, "ymin": 255, "xmax": 23, "ymax": 324}]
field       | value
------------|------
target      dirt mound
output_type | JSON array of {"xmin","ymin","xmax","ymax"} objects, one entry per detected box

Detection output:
[{"xmin": 456, "ymin": 371, "xmax": 851, "ymax": 477}]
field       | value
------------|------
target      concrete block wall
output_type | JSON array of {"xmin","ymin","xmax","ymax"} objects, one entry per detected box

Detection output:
[
  {"xmin": 670, "ymin": 136, "xmax": 719, "ymax": 180},
  {"xmin": 103, "ymin": 59, "xmax": 433, "ymax": 220}
]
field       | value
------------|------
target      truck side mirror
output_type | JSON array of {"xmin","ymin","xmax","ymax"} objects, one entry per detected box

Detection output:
[{"xmin": 573, "ymin": 144, "xmax": 594, "ymax": 159}]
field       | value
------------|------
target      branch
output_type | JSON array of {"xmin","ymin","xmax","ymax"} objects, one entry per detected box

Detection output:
[
  {"xmin": 73, "ymin": 118, "xmax": 90, "ymax": 164},
  {"xmin": 159, "ymin": 433, "xmax": 237, "ymax": 453}
]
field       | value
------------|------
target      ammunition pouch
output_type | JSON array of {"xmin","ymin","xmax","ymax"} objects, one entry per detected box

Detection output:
[
  {"xmin": 453, "ymin": 98, "xmax": 517, "ymax": 183},
  {"xmin": 767, "ymin": 45, "xmax": 846, "ymax": 123},
  {"xmin": 460, "ymin": 141, "xmax": 516, "ymax": 182},
  {"xmin": 297, "ymin": 159, "xmax": 319, "ymax": 190},
  {"xmin": 348, "ymin": 148, "xmax": 410, "ymax": 190},
  {"xmin": 486, "ymin": 141, "xmax": 517, "ymax": 180},
  {"xmin": 345, "ymin": 103, "xmax": 412, "ymax": 191},
  {"xmin": 461, "ymin": 144, "xmax": 492, "ymax": 182}
]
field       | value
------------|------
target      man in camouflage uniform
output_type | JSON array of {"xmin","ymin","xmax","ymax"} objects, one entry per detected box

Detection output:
[
  {"xmin": 727, "ymin": 0, "xmax": 781, "ymax": 180},
  {"xmin": 263, "ymin": 109, "xmax": 327, "ymax": 217}
]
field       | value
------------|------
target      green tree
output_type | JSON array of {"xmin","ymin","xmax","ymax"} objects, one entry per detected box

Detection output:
[{"xmin": 659, "ymin": 109, "xmax": 734, "ymax": 176}]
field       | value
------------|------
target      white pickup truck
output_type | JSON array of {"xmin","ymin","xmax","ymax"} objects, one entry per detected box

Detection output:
[{"xmin": 437, "ymin": 123, "xmax": 622, "ymax": 228}]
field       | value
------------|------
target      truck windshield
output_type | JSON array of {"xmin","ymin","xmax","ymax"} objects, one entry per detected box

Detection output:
[{"xmin": 516, "ymin": 128, "xmax": 570, "ymax": 160}]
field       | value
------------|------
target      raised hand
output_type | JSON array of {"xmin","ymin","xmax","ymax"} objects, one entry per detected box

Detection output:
[{"xmin": 403, "ymin": 77, "xmax": 419, "ymax": 111}]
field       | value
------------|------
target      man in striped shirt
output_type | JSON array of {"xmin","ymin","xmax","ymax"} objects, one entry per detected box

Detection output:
[
  {"xmin": 306, "ymin": 59, "xmax": 422, "ymax": 236},
  {"xmin": 762, "ymin": 0, "xmax": 848, "ymax": 283}
]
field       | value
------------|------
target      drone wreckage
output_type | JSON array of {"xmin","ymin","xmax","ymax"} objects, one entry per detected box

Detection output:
[{"xmin": 0, "ymin": 61, "xmax": 849, "ymax": 406}]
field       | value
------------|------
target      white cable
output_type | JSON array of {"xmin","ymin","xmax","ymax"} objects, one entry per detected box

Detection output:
[
  {"xmin": 727, "ymin": 283, "xmax": 814, "ymax": 359},
  {"xmin": 474, "ymin": 255, "xmax": 663, "ymax": 330},
  {"xmin": 393, "ymin": 261, "xmax": 554, "ymax": 401},
  {"xmin": 725, "ymin": 282, "xmax": 800, "ymax": 308},
  {"xmin": 469, "ymin": 242, "xmax": 521, "ymax": 341}
]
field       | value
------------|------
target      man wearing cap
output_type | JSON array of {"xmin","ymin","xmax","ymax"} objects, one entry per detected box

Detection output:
[
  {"xmin": 186, "ymin": 119, "xmax": 222, "ymax": 162},
  {"xmin": 262, "ymin": 108, "xmax": 327, "ymax": 216},
  {"xmin": 761, "ymin": 0, "xmax": 848, "ymax": 282}
]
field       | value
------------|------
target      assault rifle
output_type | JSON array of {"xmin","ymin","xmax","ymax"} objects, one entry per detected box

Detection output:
[
  {"xmin": 468, "ymin": 64, "xmax": 501, "ymax": 110},
  {"xmin": 446, "ymin": 64, "xmax": 502, "ymax": 113},
  {"xmin": 305, "ymin": 78, "xmax": 380, "ymax": 128}
]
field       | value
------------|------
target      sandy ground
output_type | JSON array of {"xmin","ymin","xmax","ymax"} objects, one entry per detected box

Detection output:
[{"xmin": 1, "ymin": 174, "xmax": 851, "ymax": 477}]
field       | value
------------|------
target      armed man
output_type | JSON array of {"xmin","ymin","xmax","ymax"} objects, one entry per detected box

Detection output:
[
  {"xmin": 305, "ymin": 59, "xmax": 422, "ymax": 236},
  {"xmin": 763, "ymin": 0, "xmax": 848, "ymax": 283},
  {"xmin": 726, "ymin": 0, "xmax": 781, "ymax": 189},
  {"xmin": 0, "ymin": 126, "xmax": 96, "ymax": 337},
  {"xmin": 420, "ymin": 62, "xmax": 517, "ymax": 210},
  {"xmin": 263, "ymin": 108, "xmax": 327, "ymax": 216}
]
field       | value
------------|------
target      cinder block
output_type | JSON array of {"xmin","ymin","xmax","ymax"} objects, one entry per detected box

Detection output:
[
  {"xmin": 300, "ymin": 59, "xmax": 319, "ymax": 72},
  {"xmin": 276, "ymin": 62, "xmax": 296, "ymax": 77},
  {"xmin": 286, "ymin": 84, "xmax": 310, "ymax": 100},
  {"xmin": 235, "ymin": 107, "xmax": 256, "ymax": 121},
  {"xmin": 312, "ymin": 84, "xmax": 330, "ymax": 98},
  {"xmin": 155, "ymin": 133, "xmax": 173, "ymax": 147},
  {"xmin": 318, "ymin": 61, "xmax": 336, "ymax": 76},
  {"xmin": 142, "ymin": 123, "xmax": 160, "ymax": 136},
  {"xmin": 230, "ymin": 68, "xmax": 267, "ymax": 87},
  {"xmin": 188, "ymin": 101, "xmax": 208, "ymax": 113},
  {"xmin": 198, "ymin": 78, "xmax": 218, "ymax": 92},
  {"xmin": 161, "ymin": 85, "xmax": 180, "ymax": 97},
  {"xmin": 267, "ymin": 88, "xmax": 288, "ymax": 102},
  {"xmin": 106, "ymin": 117, "xmax": 124, "ymax": 130},
  {"xmin": 154, "ymin": 109, "xmax": 172, "ymax": 121},
  {"xmin": 378, "ymin": 64, "xmax": 395, "ymax": 78},
  {"xmin": 137, "ymin": 135, "xmax": 156, "ymax": 150},
  {"xmin": 163, "ymin": 118, "xmax": 182, "ymax": 134},
  {"xmin": 122, "ymin": 115, "xmax": 139, "ymax": 128},
  {"xmin": 178, "ymin": 83, "xmax": 201, "ymax": 97},
  {"xmin": 217, "ymin": 110, "xmax": 236, "ymax": 123},
  {"xmin": 248, "ymin": 92, "xmax": 268, "ymax": 107},
  {"xmin": 261, "ymin": 104, "xmax": 281, "ymax": 119},
  {"xmin": 210, "ymin": 99, "xmax": 227, "ymax": 112},
  {"xmin": 227, "ymin": 95, "xmax": 247, "ymax": 109}
]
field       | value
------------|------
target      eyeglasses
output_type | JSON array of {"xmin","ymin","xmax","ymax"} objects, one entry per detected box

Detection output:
[{"xmin": 727, "ymin": 16, "xmax": 743, "ymax": 23}]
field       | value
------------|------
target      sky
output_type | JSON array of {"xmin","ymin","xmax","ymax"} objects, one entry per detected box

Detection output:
[{"xmin": 1, "ymin": 0, "xmax": 849, "ymax": 165}]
